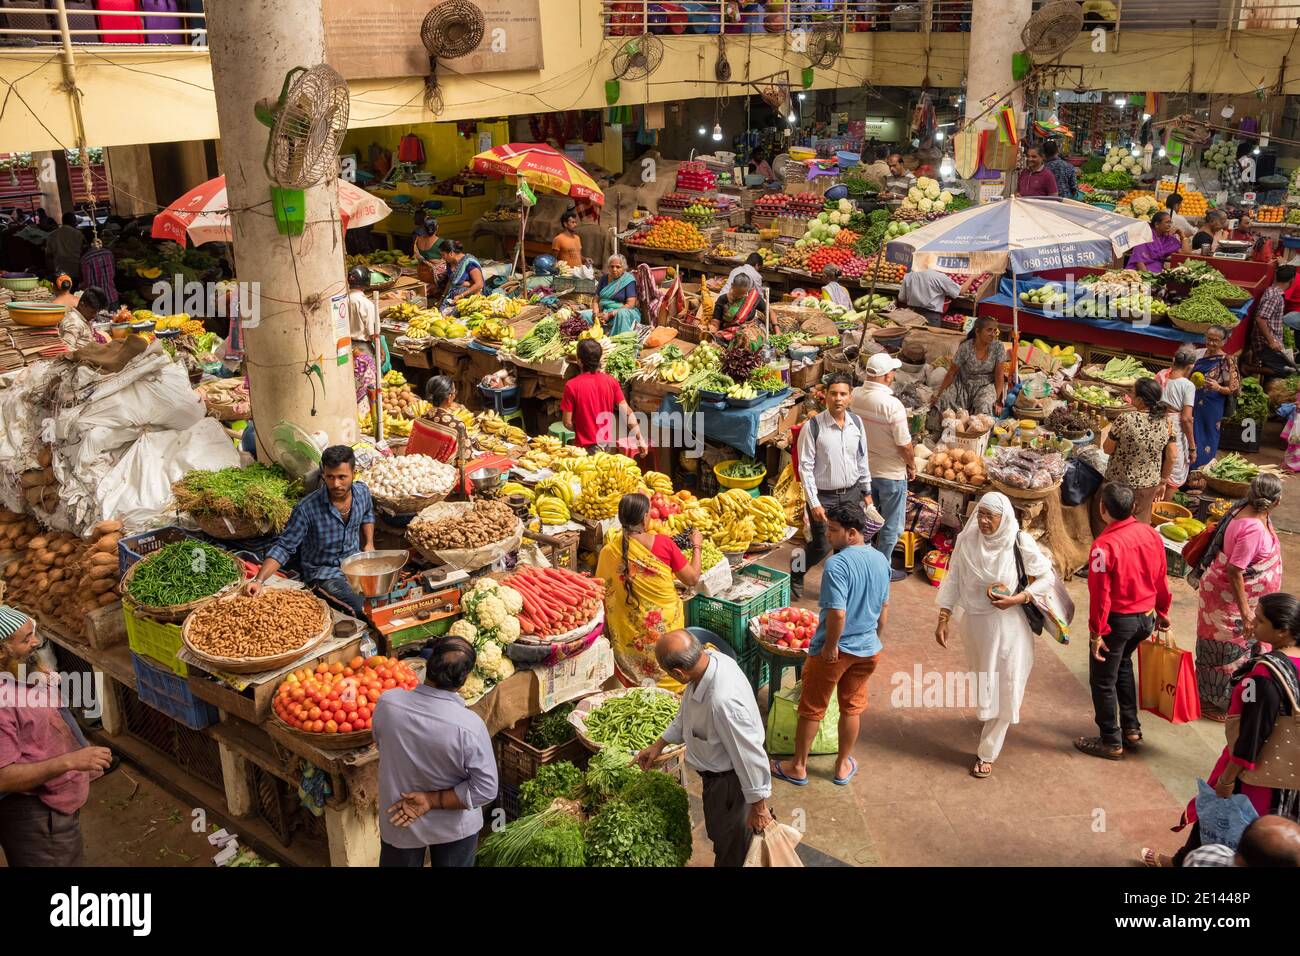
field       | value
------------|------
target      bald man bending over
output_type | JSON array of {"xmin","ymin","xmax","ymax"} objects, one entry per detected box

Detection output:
[
  {"xmin": 636, "ymin": 629, "xmax": 773, "ymax": 866},
  {"xmin": 1237, "ymin": 815, "xmax": 1300, "ymax": 867}
]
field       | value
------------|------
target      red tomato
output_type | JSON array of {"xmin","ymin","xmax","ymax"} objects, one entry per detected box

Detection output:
[
  {"xmin": 324, "ymin": 720, "xmax": 338, "ymax": 733},
  {"xmin": 346, "ymin": 711, "xmax": 358, "ymax": 724},
  {"xmin": 307, "ymin": 706, "xmax": 321, "ymax": 720},
  {"xmin": 343, "ymin": 667, "xmax": 354, "ymax": 678},
  {"xmin": 311, "ymin": 720, "xmax": 324, "ymax": 733},
  {"xmin": 339, "ymin": 722, "xmax": 353, "ymax": 733},
  {"xmin": 358, "ymin": 705, "xmax": 371, "ymax": 720},
  {"xmin": 357, "ymin": 695, "xmax": 369, "ymax": 708},
  {"xmin": 329, "ymin": 662, "xmax": 344, "ymax": 675},
  {"xmin": 383, "ymin": 678, "xmax": 396, "ymax": 689},
  {"xmin": 354, "ymin": 718, "xmax": 369, "ymax": 730},
  {"xmin": 333, "ymin": 709, "xmax": 347, "ymax": 723},
  {"xmin": 315, "ymin": 663, "xmax": 329, "ymax": 674}
]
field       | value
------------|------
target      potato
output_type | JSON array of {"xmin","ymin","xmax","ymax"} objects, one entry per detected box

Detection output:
[
  {"xmin": 14, "ymin": 536, "xmax": 30, "ymax": 549},
  {"xmin": 56, "ymin": 541, "xmax": 75, "ymax": 556},
  {"xmin": 90, "ymin": 577, "xmax": 116, "ymax": 594},
  {"xmin": 88, "ymin": 552, "xmax": 117, "ymax": 566},
  {"xmin": 27, "ymin": 535, "xmax": 47, "ymax": 551},
  {"xmin": 96, "ymin": 591, "xmax": 119, "ymax": 607}
]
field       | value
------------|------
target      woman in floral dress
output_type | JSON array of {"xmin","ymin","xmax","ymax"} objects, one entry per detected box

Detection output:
[
  {"xmin": 1194, "ymin": 475, "xmax": 1285, "ymax": 719},
  {"xmin": 596, "ymin": 493, "xmax": 702, "ymax": 691}
]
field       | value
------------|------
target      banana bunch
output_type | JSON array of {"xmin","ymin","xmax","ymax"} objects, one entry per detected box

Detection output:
[
  {"xmin": 476, "ymin": 411, "xmax": 528, "ymax": 445},
  {"xmin": 529, "ymin": 435, "xmax": 565, "ymax": 455},
  {"xmin": 711, "ymin": 489, "xmax": 757, "ymax": 522},
  {"xmin": 573, "ymin": 453, "xmax": 642, "ymax": 518},
  {"xmin": 712, "ymin": 514, "xmax": 755, "ymax": 554},
  {"xmin": 358, "ymin": 409, "xmax": 414, "ymax": 437},
  {"xmin": 534, "ymin": 494, "xmax": 571, "ymax": 524},
  {"xmin": 575, "ymin": 489, "xmax": 622, "ymax": 519},
  {"xmin": 499, "ymin": 482, "xmax": 534, "ymax": 501},
  {"xmin": 641, "ymin": 471, "xmax": 673, "ymax": 496},
  {"xmin": 750, "ymin": 495, "xmax": 788, "ymax": 543},
  {"xmin": 452, "ymin": 407, "xmax": 476, "ymax": 429},
  {"xmin": 476, "ymin": 435, "xmax": 512, "ymax": 454},
  {"xmin": 678, "ymin": 504, "xmax": 716, "ymax": 537},
  {"xmin": 474, "ymin": 318, "xmax": 511, "ymax": 342},
  {"xmin": 516, "ymin": 449, "xmax": 554, "ymax": 472},
  {"xmin": 534, "ymin": 476, "xmax": 575, "ymax": 506}
]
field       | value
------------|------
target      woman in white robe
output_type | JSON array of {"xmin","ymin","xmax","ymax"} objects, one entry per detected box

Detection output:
[{"xmin": 935, "ymin": 492, "xmax": 1053, "ymax": 778}]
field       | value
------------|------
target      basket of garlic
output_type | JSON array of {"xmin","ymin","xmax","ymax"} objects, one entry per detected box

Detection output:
[{"xmin": 361, "ymin": 454, "xmax": 459, "ymax": 515}]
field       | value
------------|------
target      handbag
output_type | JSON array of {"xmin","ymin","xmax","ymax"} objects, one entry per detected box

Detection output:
[
  {"xmin": 1138, "ymin": 630, "xmax": 1201, "ymax": 724},
  {"xmin": 1028, "ymin": 575, "xmax": 1075, "ymax": 645},
  {"xmin": 1225, "ymin": 652, "xmax": 1300, "ymax": 790},
  {"xmin": 743, "ymin": 822, "xmax": 805, "ymax": 867},
  {"xmin": 766, "ymin": 681, "xmax": 839, "ymax": 756},
  {"xmin": 1013, "ymin": 543, "xmax": 1046, "ymax": 635}
]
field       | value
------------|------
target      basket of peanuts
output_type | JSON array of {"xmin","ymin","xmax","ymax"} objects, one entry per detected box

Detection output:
[{"xmin": 182, "ymin": 584, "xmax": 333, "ymax": 674}]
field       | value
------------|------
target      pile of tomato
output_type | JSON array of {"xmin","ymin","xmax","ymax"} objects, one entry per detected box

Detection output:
[{"xmin": 273, "ymin": 655, "xmax": 419, "ymax": 735}]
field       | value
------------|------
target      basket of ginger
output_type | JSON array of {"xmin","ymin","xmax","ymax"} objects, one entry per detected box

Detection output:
[{"xmin": 922, "ymin": 446, "xmax": 988, "ymax": 489}]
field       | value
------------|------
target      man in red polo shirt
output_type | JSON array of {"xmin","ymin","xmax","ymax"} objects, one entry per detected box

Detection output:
[
  {"xmin": 1075, "ymin": 484, "xmax": 1172, "ymax": 761},
  {"xmin": 561, "ymin": 339, "xmax": 646, "ymax": 454}
]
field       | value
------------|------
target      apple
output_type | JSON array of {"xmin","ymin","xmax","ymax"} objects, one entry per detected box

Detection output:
[{"xmin": 800, "ymin": 639, "xmax": 811, "ymax": 649}]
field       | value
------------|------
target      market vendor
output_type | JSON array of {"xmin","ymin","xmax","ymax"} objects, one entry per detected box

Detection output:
[
  {"xmin": 720, "ymin": 254, "xmax": 765, "ymax": 298},
  {"xmin": 1165, "ymin": 194, "xmax": 1198, "ymax": 238},
  {"xmin": 418, "ymin": 375, "xmax": 470, "ymax": 467},
  {"xmin": 710, "ymin": 272, "xmax": 765, "ymax": 343},
  {"xmin": 439, "ymin": 241, "xmax": 484, "ymax": 315},
  {"xmin": 57, "ymin": 286, "xmax": 108, "ymax": 351},
  {"xmin": 51, "ymin": 273, "xmax": 78, "ymax": 309},
  {"xmin": 821, "ymin": 265, "xmax": 855, "ymax": 311},
  {"xmin": 883, "ymin": 153, "xmax": 916, "ymax": 197},
  {"xmin": 551, "ymin": 209, "xmax": 585, "ymax": 269},
  {"xmin": 248, "ymin": 445, "xmax": 375, "ymax": 619},
  {"xmin": 0, "ymin": 606, "xmax": 113, "ymax": 867},
  {"xmin": 347, "ymin": 265, "xmax": 380, "ymax": 362},
  {"xmin": 859, "ymin": 149, "xmax": 892, "ymax": 191},
  {"xmin": 1016, "ymin": 145, "xmax": 1058, "ymax": 197},
  {"xmin": 899, "ymin": 267, "xmax": 961, "ymax": 325},
  {"xmin": 749, "ymin": 148, "xmax": 775, "ymax": 182},
  {"xmin": 1231, "ymin": 209, "xmax": 1280, "ymax": 264},
  {"xmin": 1191, "ymin": 325, "xmax": 1241, "ymax": 470},
  {"xmin": 1190, "ymin": 210, "xmax": 1229, "ymax": 255},
  {"xmin": 412, "ymin": 209, "xmax": 445, "ymax": 263},
  {"xmin": 562, "ymin": 339, "xmax": 646, "ymax": 454},
  {"xmin": 1252, "ymin": 265, "xmax": 1298, "ymax": 377},
  {"xmin": 936, "ymin": 315, "xmax": 1007, "ymax": 417},
  {"xmin": 1125, "ymin": 212, "xmax": 1185, "ymax": 273},
  {"xmin": 581, "ymin": 254, "xmax": 640, "ymax": 335}
]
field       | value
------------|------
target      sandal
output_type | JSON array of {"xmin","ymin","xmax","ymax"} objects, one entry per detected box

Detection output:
[
  {"xmin": 1202, "ymin": 708, "xmax": 1228, "ymax": 724},
  {"xmin": 1074, "ymin": 735, "xmax": 1124, "ymax": 760},
  {"xmin": 1123, "ymin": 730, "xmax": 1143, "ymax": 749},
  {"xmin": 770, "ymin": 758, "xmax": 809, "ymax": 787},
  {"xmin": 971, "ymin": 759, "xmax": 993, "ymax": 778},
  {"xmin": 1140, "ymin": 847, "xmax": 1172, "ymax": 868}
]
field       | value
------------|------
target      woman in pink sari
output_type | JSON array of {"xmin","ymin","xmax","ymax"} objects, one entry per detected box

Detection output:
[
  {"xmin": 1143, "ymin": 592, "xmax": 1300, "ymax": 866},
  {"xmin": 1194, "ymin": 475, "xmax": 1285, "ymax": 719},
  {"xmin": 1125, "ymin": 212, "xmax": 1187, "ymax": 273}
]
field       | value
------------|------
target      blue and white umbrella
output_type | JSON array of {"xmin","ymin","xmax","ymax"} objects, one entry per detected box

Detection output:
[{"xmin": 884, "ymin": 197, "xmax": 1153, "ymax": 275}]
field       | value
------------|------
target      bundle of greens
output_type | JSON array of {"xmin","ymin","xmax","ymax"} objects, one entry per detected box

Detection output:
[
  {"xmin": 172, "ymin": 463, "xmax": 303, "ymax": 532},
  {"xmin": 1079, "ymin": 170, "xmax": 1136, "ymax": 190},
  {"xmin": 679, "ymin": 369, "xmax": 735, "ymax": 413},
  {"xmin": 512, "ymin": 316, "xmax": 564, "ymax": 362},
  {"xmin": 517, "ymin": 761, "xmax": 583, "ymax": 816},
  {"xmin": 1228, "ymin": 376, "xmax": 1269, "ymax": 426},
  {"xmin": 477, "ymin": 806, "xmax": 586, "ymax": 867},
  {"xmin": 1160, "ymin": 260, "xmax": 1225, "ymax": 287},
  {"xmin": 603, "ymin": 331, "xmax": 641, "ymax": 384},
  {"xmin": 721, "ymin": 457, "xmax": 765, "ymax": 479},
  {"xmin": 524, "ymin": 703, "xmax": 577, "ymax": 749}
]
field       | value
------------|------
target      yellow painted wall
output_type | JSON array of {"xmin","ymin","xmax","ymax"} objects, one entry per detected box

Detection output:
[
  {"xmin": 341, "ymin": 119, "xmax": 511, "ymax": 179},
  {"xmin": 2, "ymin": 9, "xmax": 1298, "ymax": 154}
]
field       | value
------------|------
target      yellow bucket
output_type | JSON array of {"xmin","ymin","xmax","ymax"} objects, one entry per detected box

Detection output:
[
  {"xmin": 714, "ymin": 460, "xmax": 766, "ymax": 490},
  {"xmin": 788, "ymin": 147, "xmax": 815, "ymax": 162}
]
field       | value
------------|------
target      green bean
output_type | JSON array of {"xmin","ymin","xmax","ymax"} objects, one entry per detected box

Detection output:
[
  {"xmin": 126, "ymin": 541, "xmax": 241, "ymax": 607},
  {"xmin": 584, "ymin": 690, "xmax": 680, "ymax": 752}
]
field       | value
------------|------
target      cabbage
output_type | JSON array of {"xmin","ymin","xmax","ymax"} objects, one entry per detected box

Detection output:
[
  {"xmin": 818, "ymin": 212, "xmax": 830, "ymax": 224},
  {"xmin": 795, "ymin": 239, "xmax": 808, "ymax": 249}
]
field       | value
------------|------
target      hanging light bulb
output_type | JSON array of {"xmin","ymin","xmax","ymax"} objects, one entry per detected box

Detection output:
[
  {"xmin": 1142, "ymin": 112, "xmax": 1151, "ymax": 122},
  {"xmin": 712, "ymin": 123, "xmax": 723, "ymax": 142},
  {"xmin": 797, "ymin": 92, "xmax": 806, "ymax": 101},
  {"xmin": 1158, "ymin": 146, "xmax": 1167, "ymax": 157},
  {"xmin": 1114, "ymin": 96, "xmax": 1126, "ymax": 107},
  {"xmin": 788, "ymin": 110, "xmax": 798, "ymax": 125},
  {"xmin": 698, "ymin": 126, "xmax": 708, "ymax": 136},
  {"xmin": 935, "ymin": 130, "xmax": 945, "ymax": 142},
  {"xmin": 1131, "ymin": 146, "xmax": 1140, "ymax": 157},
  {"xmin": 1252, "ymin": 146, "xmax": 1260, "ymax": 155},
  {"xmin": 939, "ymin": 156, "xmax": 955, "ymax": 179}
]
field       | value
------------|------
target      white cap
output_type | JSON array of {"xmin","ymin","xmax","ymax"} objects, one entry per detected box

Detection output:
[{"xmin": 863, "ymin": 353, "xmax": 903, "ymax": 377}]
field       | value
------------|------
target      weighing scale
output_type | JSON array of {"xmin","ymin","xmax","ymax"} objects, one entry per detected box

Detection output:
[
  {"xmin": 365, "ymin": 567, "xmax": 470, "ymax": 655},
  {"xmin": 1211, "ymin": 241, "xmax": 1252, "ymax": 260}
]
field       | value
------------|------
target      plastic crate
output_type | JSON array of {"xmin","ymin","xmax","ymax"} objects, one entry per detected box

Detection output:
[
  {"xmin": 131, "ymin": 652, "xmax": 217, "ymax": 731},
  {"xmin": 117, "ymin": 525, "xmax": 197, "ymax": 578},
  {"xmin": 686, "ymin": 565, "xmax": 791, "ymax": 651},
  {"xmin": 123, "ymin": 600, "xmax": 187, "ymax": 676},
  {"xmin": 495, "ymin": 724, "xmax": 590, "ymax": 790}
]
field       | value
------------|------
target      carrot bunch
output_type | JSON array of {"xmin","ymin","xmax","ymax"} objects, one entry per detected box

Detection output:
[{"xmin": 505, "ymin": 566, "xmax": 605, "ymax": 637}]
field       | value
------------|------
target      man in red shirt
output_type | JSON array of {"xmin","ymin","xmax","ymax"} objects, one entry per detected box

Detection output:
[
  {"xmin": 0, "ymin": 606, "xmax": 112, "ymax": 865},
  {"xmin": 1016, "ymin": 146, "xmax": 1059, "ymax": 198},
  {"xmin": 561, "ymin": 339, "xmax": 646, "ymax": 454},
  {"xmin": 1075, "ymin": 484, "xmax": 1172, "ymax": 761}
]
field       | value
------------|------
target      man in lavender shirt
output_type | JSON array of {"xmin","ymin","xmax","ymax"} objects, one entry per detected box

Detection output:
[
  {"xmin": 373, "ymin": 636, "xmax": 498, "ymax": 867},
  {"xmin": 1016, "ymin": 145, "xmax": 1059, "ymax": 198}
]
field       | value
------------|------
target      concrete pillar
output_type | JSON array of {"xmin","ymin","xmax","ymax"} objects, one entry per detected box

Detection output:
[
  {"xmin": 32, "ymin": 150, "xmax": 69, "ymax": 220},
  {"xmin": 205, "ymin": 0, "xmax": 356, "ymax": 448},
  {"xmin": 106, "ymin": 145, "xmax": 158, "ymax": 217},
  {"xmin": 964, "ymin": 0, "xmax": 1033, "ymax": 132},
  {"xmin": 323, "ymin": 799, "xmax": 379, "ymax": 867}
]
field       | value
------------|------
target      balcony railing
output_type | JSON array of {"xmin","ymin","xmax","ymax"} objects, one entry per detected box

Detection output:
[
  {"xmin": 600, "ymin": 1, "xmax": 1300, "ymax": 37},
  {"xmin": 0, "ymin": 3, "xmax": 206, "ymax": 48}
]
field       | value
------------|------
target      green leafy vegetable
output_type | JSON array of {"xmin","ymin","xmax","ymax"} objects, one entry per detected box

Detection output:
[
  {"xmin": 172, "ymin": 463, "xmax": 303, "ymax": 531},
  {"xmin": 524, "ymin": 703, "xmax": 577, "ymax": 749},
  {"xmin": 126, "ymin": 541, "xmax": 241, "ymax": 608},
  {"xmin": 1228, "ymin": 376, "xmax": 1268, "ymax": 426},
  {"xmin": 584, "ymin": 800, "xmax": 680, "ymax": 867},
  {"xmin": 721, "ymin": 457, "xmax": 765, "ymax": 479},
  {"xmin": 518, "ymin": 761, "xmax": 583, "ymax": 816},
  {"xmin": 477, "ymin": 807, "xmax": 585, "ymax": 867}
]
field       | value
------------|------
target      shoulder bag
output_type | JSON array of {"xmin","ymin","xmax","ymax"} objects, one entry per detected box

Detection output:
[{"xmin": 1225, "ymin": 652, "xmax": 1300, "ymax": 790}]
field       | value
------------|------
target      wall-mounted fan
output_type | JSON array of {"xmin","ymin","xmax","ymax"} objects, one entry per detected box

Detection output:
[
  {"xmin": 611, "ymin": 33, "xmax": 664, "ymax": 81},
  {"xmin": 421, "ymin": 0, "xmax": 486, "ymax": 115},
  {"xmin": 805, "ymin": 23, "xmax": 843, "ymax": 69},
  {"xmin": 1021, "ymin": 0, "xmax": 1084, "ymax": 63},
  {"xmin": 254, "ymin": 65, "xmax": 350, "ymax": 191}
]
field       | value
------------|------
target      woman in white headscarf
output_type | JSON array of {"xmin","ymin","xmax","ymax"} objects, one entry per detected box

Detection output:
[{"xmin": 934, "ymin": 492, "xmax": 1054, "ymax": 778}]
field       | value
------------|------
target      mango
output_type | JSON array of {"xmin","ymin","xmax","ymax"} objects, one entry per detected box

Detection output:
[{"xmin": 1161, "ymin": 524, "xmax": 1189, "ymax": 542}]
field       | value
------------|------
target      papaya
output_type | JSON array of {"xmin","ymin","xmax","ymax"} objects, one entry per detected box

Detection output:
[{"xmin": 1161, "ymin": 524, "xmax": 1189, "ymax": 542}]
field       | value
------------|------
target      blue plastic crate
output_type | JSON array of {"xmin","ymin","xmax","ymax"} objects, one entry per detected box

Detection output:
[
  {"xmin": 131, "ymin": 652, "xmax": 218, "ymax": 730},
  {"xmin": 117, "ymin": 525, "xmax": 198, "ymax": 578}
]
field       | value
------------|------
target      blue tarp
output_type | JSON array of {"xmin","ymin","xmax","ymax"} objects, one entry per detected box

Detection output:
[
  {"xmin": 984, "ymin": 275, "xmax": 1250, "ymax": 345},
  {"xmin": 658, "ymin": 390, "xmax": 789, "ymax": 459}
]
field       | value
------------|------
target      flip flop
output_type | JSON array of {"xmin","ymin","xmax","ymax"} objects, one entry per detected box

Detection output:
[
  {"xmin": 833, "ymin": 756, "xmax": 858, "ymax": 786},
  {"xmin": 770, "ymin": 759, "xmax": 809, "ymax": 787}
]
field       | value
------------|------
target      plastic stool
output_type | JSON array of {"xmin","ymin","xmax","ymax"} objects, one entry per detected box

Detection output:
[
  {"xmin": 548, "ymin": 421, "xmax": 576, "ymax": 444},
  {"xmin": 478, "ymin": 385, "xmax": 524, "ymax": 428},
  {"xmin": 898, "ymin": 531, "xmax": 919, "ymax": 570}
]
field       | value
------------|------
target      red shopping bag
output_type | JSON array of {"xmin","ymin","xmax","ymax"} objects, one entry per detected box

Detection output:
[{"xmin": 1138, "ymin": 630, "xmax": 1201, "ymax": 724}]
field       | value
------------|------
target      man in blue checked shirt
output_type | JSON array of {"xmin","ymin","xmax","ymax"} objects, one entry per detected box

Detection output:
[{"xmin": 248, "ymin": 445, "xmax": 375, "ymax": 618}]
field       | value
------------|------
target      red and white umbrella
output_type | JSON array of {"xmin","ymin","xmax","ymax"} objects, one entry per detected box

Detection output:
[{"xmin": 151, "ymin": 176, "xmax": 391, "ymax": 246}]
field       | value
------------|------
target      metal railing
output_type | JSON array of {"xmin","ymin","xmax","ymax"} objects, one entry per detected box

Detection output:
[
  {"xmin": 0, "ymin": 3, "xmax": 206, "ymax": 48},
  {"xmin": 599, "ymin": 0, "xmax": 1300, "ymax": 37}
]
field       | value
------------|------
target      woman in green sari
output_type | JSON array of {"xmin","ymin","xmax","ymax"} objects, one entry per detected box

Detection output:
[{"xmin": 582, "ymin": 254, "xmax": 640, "ymax": 335}]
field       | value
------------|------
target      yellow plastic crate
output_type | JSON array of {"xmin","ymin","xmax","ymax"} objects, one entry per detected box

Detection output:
[{"xmin": 123, "ymin": 601, "xmax": 187, "ymax": 677}]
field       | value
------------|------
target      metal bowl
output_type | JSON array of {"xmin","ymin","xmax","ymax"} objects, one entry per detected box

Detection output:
[
  {"xmin": 341, "ymin": 549, "xmax": 409, "ymax": 597},
  {"xmin": 468, "ymin": 467, "xmax": 503, "ymax": 495}
]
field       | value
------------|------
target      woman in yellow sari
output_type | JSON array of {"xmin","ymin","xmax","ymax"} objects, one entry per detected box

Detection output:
[{"xmin": 597, "ymin": 493, "xmax": 703, "ymax": 690}]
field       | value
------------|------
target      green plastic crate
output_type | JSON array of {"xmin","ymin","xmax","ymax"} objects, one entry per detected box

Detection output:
[
  {"xmin": 123, "ymin": 602, "xmax": 188, "ymax": 677},
  {"xmin": 686, "ymin": 564, "xmax": 791, "ymax": 652}
]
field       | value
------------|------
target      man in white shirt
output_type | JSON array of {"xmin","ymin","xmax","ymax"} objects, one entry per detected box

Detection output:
[
  {"xmin": 899, "ymin": 268, "xmax": 961, "ymax": 325},
  {"xmin": 636, "ymin": 630, "xmax": 773, "ymax": 866},
  {"xmin": 347, "ymin": 265, "xmax": 380, "ymax": 361},
  {"xmin": 792, "ymin": 374, "xmax": 871, "ymax": 599},
  {"xmin": 853, "ymin": 353, "xmax": 916, "ymax": 581}
]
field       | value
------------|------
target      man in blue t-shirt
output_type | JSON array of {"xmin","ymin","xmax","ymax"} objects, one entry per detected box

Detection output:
[{"xmin": 770, "ymin": 503, "xmax": 890, "ymax": 788}]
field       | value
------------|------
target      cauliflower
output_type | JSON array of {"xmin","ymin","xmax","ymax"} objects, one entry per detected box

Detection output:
[
  {"xmin": 472, "ymin": 595, "xmax": 508, "ymax": 630},
  {"xmin": 495, "ymin": 616, "xmax": 521, "ymax": 644},
  {"xmin": 458, "ymin": 673, "xmax": 486, "ymax": 701},
  {"xmin": 473, "ymin": 578, "xmax": 499, "ymax": 594},
  {"xmin": 932, "ymin": 199, "xmax": 946, "ymax": 212},
  {"xmin": 477, "ymin": 641, "xmax": 504, "ymax": 670},
  {"xmin": 918, "ymin": 197, "xmax": 933, "ymax": 213},
  {"xmin": 1102, "ymin": 162, "xmax": 1113, "ymax": 172},
  {"xmin": 497, "ymin": 586, "xmax": 523, "ymax": 615},
  {"xmin": 939, "ymin": 190, "xmax": 953, "ymax": 204},
  {"xmin": 925, "ymin": 183, "xmax": 941, "ymax": 201},
  {"xmin": 916, "ymin": 176, "xmax": 936, "ymax": 191},
  {"xmin": 494, "ymin": 657, "xmax": 515, "ymax": 681},
  {"xmin": 908, "ymin": 186, "xmax": 923, "ymax": 203},
  {"xmin": 448, "ymin": 619, "xmax": 479, "ymax": 642}
]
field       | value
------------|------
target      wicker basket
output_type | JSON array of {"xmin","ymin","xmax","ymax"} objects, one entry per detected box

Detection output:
[
  {"xmin": 372, "ymin": 489, "xmax": 450, "ymax": 516},
  {"xmin": 271, "ymin": 709, "xmax": 373, "ymax": 751},
  {"xmin": 120, "ymin": 558, "xmax": 242, "ymax": 625},
  {"xmin": 181, "ymin": 594, "xmax": 332, "ymax": 675},
  {"xmin": 1151, "ymin": 500, "xmax": 1193, "ymax": 526},
  {"xmin": 917, "ymin": 471, "xmax": 984, "ymax": 494},
  {"xmin": 567, "ymin": 687, "xmax": 685, "ymax": 764},
  {"xmin": 990, "ymin": 478, "xmax": 1061, "ymax": 501},
  {"xmin": 752, "ymin": 628, "xmax": 810, "ymax": 660},
  {"xmin": 1202, "ymin": 473, "xmax": 1250, "ymax": 499},
  {"xmin": 189, "ymin": 512, "xmax": 273, "ymax": 541},
  {"xmin": 1169, "ymin": 315, "xmax": 1224, "ymax": 335}
]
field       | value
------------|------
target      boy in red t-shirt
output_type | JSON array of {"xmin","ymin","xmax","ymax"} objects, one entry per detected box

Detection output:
[{"xmin": 561, "ymin": 339, "xmax": 646, "ymax": 454}]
